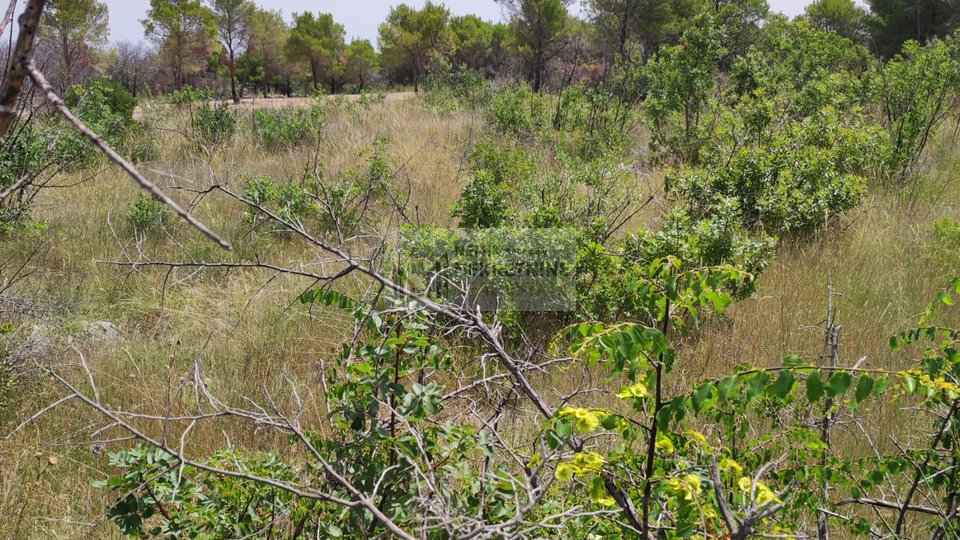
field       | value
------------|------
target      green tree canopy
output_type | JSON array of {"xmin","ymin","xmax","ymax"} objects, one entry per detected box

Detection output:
[
  {"xmin": 211, "ymin": 0, "xmax": 255, "ymax": 103},
  {"xmin": 41, "ymin": 0, "xmax": 110, "ymax": 90},
  {"xmin": 498, "ymin": 0, "xmax": 573, "ymax": 92},
  {"xmin": 343, "ymin": 39, "xmax": 379, "ymax": 91},
  {"xmin": 449, "ymin": 15, "xmax": 506, "ymax": 72},
  {"xmin": 867, "ymin": 0, "xmax": 960, "ymax": 57},
  {"xmin": 587, "ymin": 0, "xmax": 703, "ymax": 61},
  {"xmin": 378, "ymin": 2, "xmax": 453, "ymax": 91},
  {"xmin": 804, "ymin": 0, "xmax": 867, "ymax": 40},
  {"xmin": 284, "ymin": 12, "xmax": 346, "ymax": 93},
  {"xmin": 244, "ymin": 7, "xmax": 293, "ymax": 96},
  {"xmin": 141, "ymin": 0, "xmax": 217, "ymax": 88}
]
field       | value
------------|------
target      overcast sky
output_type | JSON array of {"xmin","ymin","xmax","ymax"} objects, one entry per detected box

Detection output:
[{"xmin": 30, "ymin": 0, "xmax": 858, "ymax": 45}]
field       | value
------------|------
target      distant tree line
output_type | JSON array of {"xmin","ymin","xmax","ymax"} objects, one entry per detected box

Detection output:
[{"xmin": 13, "ymin": 0, "xmax": 960, "ymax": 100}]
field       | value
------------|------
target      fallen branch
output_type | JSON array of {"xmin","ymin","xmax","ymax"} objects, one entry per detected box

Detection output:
[{"xmin": 23, "ymin": 59, "xmax": 232, "ymax": 250}]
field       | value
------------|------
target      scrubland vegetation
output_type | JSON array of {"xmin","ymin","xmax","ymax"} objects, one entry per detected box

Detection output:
[{"xmin": 2, "ymin": 0, "xmax": 960, "ymax": 538}]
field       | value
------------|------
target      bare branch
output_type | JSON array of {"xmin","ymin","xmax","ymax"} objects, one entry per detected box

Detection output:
[
  {"xmin": 0, "ymin": 0, "xmax": 41, "ymax": 137},
  {"xmin": 0, "ymin": 0, "xmax": 16, "ymax": 41},
  {"xmin": 22, "ymin": 59, "xmax": 233, "ymax": 250}
]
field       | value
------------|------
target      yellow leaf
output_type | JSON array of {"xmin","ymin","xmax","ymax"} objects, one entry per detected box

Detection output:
[
  {"xmin": 616, "ymin": 381, "xmax": 650, "ymax": 399},
  {"xmin": 656, "ymin": 434, "xmax": 675, "ymax": 454},
  {"xmin": 719, "ymin": 457, "xmax": 743, "ymax": 475},
  {"xmin": 555, "ymin": 462, "xmax": 576, "ymax": 482},
  {"xmin": 755, "ymin": 482, "xmax": 780, "ymax": 506},
  {"xmin": 683, "ymin": 474, "xmax": 703, "ymax": 497}
]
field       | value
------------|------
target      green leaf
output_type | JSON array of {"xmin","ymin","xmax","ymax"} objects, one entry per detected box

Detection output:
[
  {"xmin": 873, "ymin": 375, "xmax": 891, "ymax": 396},
  {"xmin": 717, "ymin": 376, "xmax": 737, "ymax": 400},
  {"xmin": 855, "ymin": 375, "xmax": 874, "ymax": 403},
  {"xmin": 905, "ymin": 375, "xmax": 918, "ymax": 394},
  {"xmin": 783, "ymin": 355, "xmax": 805, "ymax": 367},
  {"xmin": 768, "ymin": 370, "xmax": 796, "ymax": 400},
  {"xmin": 589, "ymin": 476, "xmax": 612, "ymax": 505},
  {"xmin": 827, "ymin": 372, "xmax": 852, "ymax": 397},
  {"xmin": 692, "ymin": 382, "xmax": 715, "ymax": 412},
  {"xmin": 807, "ymin": 372, "xmax": 825, "ymax": 402}
]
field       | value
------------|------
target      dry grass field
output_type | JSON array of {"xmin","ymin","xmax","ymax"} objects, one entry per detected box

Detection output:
[{"xmin": 1, "ymin": 94, "xmax": 959, "ymax": 538}]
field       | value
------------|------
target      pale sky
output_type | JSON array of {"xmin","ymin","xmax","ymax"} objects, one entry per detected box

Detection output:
[{"xmin": 10, "ymin": 0, "xmax": 862, "ymax": 46}]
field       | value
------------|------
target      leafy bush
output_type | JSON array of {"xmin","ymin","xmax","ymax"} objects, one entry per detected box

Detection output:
[
  {"xmin": 0, "ymin": 125, "xmax": 51, "ymax": 231},
  {"xmin": 729, "ymin": 18, "xmax": 875, "ymax": 119},
  {"xmin": 877, "ymin": 37, "xmax": 960, "ymax": 185},
  {"xmin": 242, "ymin": 139, "xmax": 396, "ymax": 234},
  {"xmin": 580, "ymin": 207, "xmax": 773, "ymax": 321},
  {"xmin": 251, "ymin": 104, "xmax": 325, "ymax": 151},
  {"xmin": 240, "ymin": 174, "xmax": 319, "ymax": 226},
  {"xmin": 643, "ymin": 20, "xmax": 724, "ymax": 164},
  {"xmin": 552, "ymin": 83, "xmax": 634, "ymax": 160},
  {"xmin": 163, "ymin": 85, "xmax": 213, "ymax": 106},
  {"xmin": 96, "ymin": 445, "xmax": 308, "ymax": 538},
  {"xmin": 128, "ymin": 194, "xmax": 169, "ymax": 232},
  {"xmin": 487, "ymin": 81, "xmax": 550, "ymax": 139},
  {"xmin": 670, "ymin": 109, "xmax": 884, "ymax": 235},
  {"xmin": 451, "ymin": 170, "xmax": 511, "ymax": 228},
  {"xmin": 66, "ymin": 77, "xmax": 137, "ymax": 125},
  {"xmin": 191, "ymin": 103, "xmax": 236, "ymax": 148},
  {"xmin": 422, "ymin": 56, "xmax": 492, "ymax": 112},
  {"xmin": 56, "ymin": 78, "xmax": 137, "ymax": 167}
]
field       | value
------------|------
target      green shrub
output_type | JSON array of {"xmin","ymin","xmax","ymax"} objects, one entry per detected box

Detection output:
[
  {"xmin": 241, "ymin": 139, "xmax": 396, "ymax": 234},
  {"xmin": 670, "ymin": 109, "xmax": 883, "ymax": 235},
  {"xmin": 422, "ymin": 56, "xmax": 492, "ymax": 112},
  {"xmin": 0, "ymin": 125, "xmax": 50, "ymax": 231},
  {"xmin": 66, "ymin": 77, "xmax": 137, "ymax": 125},
  {"xmin": 164, "ymin": 85, "xmax": 213, "ymax": 106},
  {"xmin": 251, "ymin": 105, "xmax": 325, "ymax": 151},
  {"xmin": 643, "ymin": 20, "xmax": 724, "ymax": 164},
  {"xmin": 240, "ymin": 174, "xmax": 319, "ymax": 226},
  {"xmin": 580, "ymin": 206, "xmax": 774, "ymax": 321},
  {"xmin": 878, "ymin": 37, "xmax": 960, "ymax": 185},
  {"xmin": 467, "ymin": 138, "xmax": 538, "ymax": 185},
  {"xmin": 451, "ymin": 170, "xmax": 511, "ymax": 228},
  {"xmin": 191, "ymin": 103, "xmax": 237, "ymax": 147},
  {"xmin": 128, "ymin": 194, "xmax": 170, "ymax": 232},
  {"xmin": 56, "ymin": 78, "xmax": 137, "ymax": 167},
  {"xmin": 487, "ymin": 81, "xmax": 549, "ymax": 139}
]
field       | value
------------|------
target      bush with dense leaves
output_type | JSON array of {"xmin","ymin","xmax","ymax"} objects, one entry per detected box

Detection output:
[
  {"xmin": 486, "ymin": 81, "xmax": 550, "ymax": 139},
  {"xmin": 163, "ymin": 85, "xmax": 213, "ymax": 106},
  {"xmin": 191, "ymin": 103, "xmax": 237, "ymax": 148},
  {"xmin": 0, "ymin": 124, "xmax": 50, "ymax": 230},
  {"xmin": 128, "ymin": 193, "xmax": 170, "ymax": 232},
  {"xmin": 877, "ymin": 36, "xmax": 960, "ymax": 185},
  {"xmin": 422, "ymin": 56, "xmax": 492, "ymax": 112},
  {"xmin": 56, "ymin": 78, "xmax": 138, "ymax": 166},
  {"xmin": 251, "ymin": 104, "xmax": 325, "ymax": 151},
  {"xmin": 670, "ymin": 108, "xmax": 886, "ymax": 235}
]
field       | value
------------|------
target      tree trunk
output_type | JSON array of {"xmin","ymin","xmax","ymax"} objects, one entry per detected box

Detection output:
[{"xmin": 229, "ymin": 49, "xmax": 239, "ymax": 104}]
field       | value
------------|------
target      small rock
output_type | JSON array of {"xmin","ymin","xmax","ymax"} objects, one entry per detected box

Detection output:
[{"xmin": 80, "ymin": 321, "xmax": 124, "ymax": 344}]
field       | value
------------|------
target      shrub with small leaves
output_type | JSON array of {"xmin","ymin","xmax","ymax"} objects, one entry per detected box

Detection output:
[
  {"xmin": 191, "ymin": 103, "xmax": 236, "ymax": 148},
  {"xmin": 163, "ymin": 85, "xmax": 213, "ymax": 106},
  {"xmin": 451, "ymin": 170, "xmax": 511, "ymax": 228},
  {"xmin": 487, "ymin": 80, "xmax": 549, "ymax": 139},
  {"xmin": 56, "ymin": 78, "xmax": 137, "ymax": 167},
  {"xmin": 128, "ymin": 194, "xmax": 169, "ymax": 232},
  {"xmin": 251, "ymin": 104, "xmax": 325, "ymax": 151}
]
